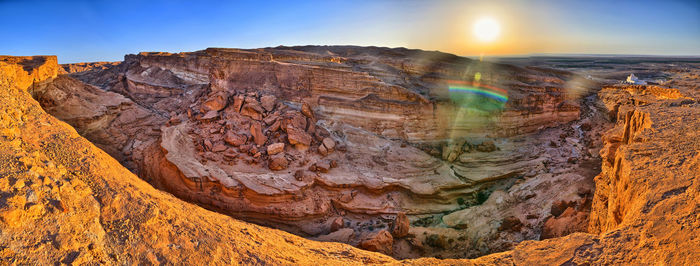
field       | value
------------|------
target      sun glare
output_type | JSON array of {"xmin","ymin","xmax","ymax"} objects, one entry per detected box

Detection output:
[{"xmin": 473, "ymin": 17, "xmax": 500, "ymax": 43}]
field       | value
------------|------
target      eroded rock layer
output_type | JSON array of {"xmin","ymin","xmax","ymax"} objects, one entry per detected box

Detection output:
[
  {"xmin": 2, "ymin": 52, "xmax": 698, "ymax": 264},
  {"xmin": 28, "ymin": 47, "xmax": 602, "ymax": 257},
  {"xmin": 0, "ymin": 56, "xmax": 394, "ymax": 264}
]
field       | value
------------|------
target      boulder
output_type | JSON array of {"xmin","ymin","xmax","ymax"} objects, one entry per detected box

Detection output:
[
  {"xmin": 318, "ymin": 144, "xmax": 328, "ymax": 156},
  {"xmin": 224, "ymin": 131, "xmax": 247, "ymax": 146},
  {"xmin": 322, "ymin": 137, "xmax": 335, "ymax": 152},
  {"xmin": 267, "ymin": 120, "xmax": 281, "ymax": 132},
  {"xmin": 267, "ymin": 142, "xmax": 285, "ymax": 155},
  {"xmin": 330, "ymin": 217, "xmax": 344, "ymax": 232},
  {"xmin": 263, "ymin": 112, "xmax": 279, "ymax": 125},
  {"xmin": 286, "ymin": 125, "xmax": 312, "ymax": 148},
  {"xmin": 282, "ymin": 112, "xmax": 307, "ymax": 131},
  {"xmin": 476, "ymin": 140, "xmax": 498, "ymax": 152},
  {"xmin": 301, "ymin": 102, "xmax": 314, "ymax": 118},
  {"xmin": 232, "ymin": 94, "xmax": 244, "ymax": 112},
  {"xmin": 239, "ymin": 144, "xmax": 252, "ymax": 154},
  {"xmin": 359, "ymin": 230, "xmax": 393, "ymax": 255},
  {"xmin": 498, "ymin": 216, "xmax": 523, "ymax": 232},
  {"xmin": 250, "ymin": 122, "xmax": 267, "ymax": 146},
  {"xmin": 260, "ymin": 95, "xmax": 276, "ymax": 112},
  {"xmin": 313, "ymin": 161, "xmax": 330, "ymax": 173},
  {"xmin": 199, "ymin": 110, "xmax": 219, "ymax": 121},
  {"xmin": 241, "ymin": 107, "xmax": 262, "ymax": 120},
  {"xmin": 201, "ymin": 92, "xmax": 228, "ymax": 112},
  {"xmin": 268, "ymin": 154, "xmax": 288, "ymax": 171},
  {"xmin": 391, "ymin": 212, "xmax": 409, "ymax": 238},
  {"xmin": 211, "ymin": 143, "xmax": 227, "ymax": 152}
]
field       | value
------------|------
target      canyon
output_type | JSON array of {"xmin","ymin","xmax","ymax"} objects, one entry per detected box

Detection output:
[{"xmin": 0, "ymin": 47, "xmax": 698, "ymax": 264}]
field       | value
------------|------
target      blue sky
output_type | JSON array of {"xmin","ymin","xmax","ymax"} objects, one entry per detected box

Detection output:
[{"xmin": 1, "ymin": 0, "xmax": 698, "ymax": 63}]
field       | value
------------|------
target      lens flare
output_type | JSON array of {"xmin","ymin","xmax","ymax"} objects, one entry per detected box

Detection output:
[{"xmin": 448, "ymin": 80, "xmax": 508, "ymax": 103}]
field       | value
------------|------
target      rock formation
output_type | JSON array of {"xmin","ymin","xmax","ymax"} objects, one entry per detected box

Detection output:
[
  {"xmin": 2, "ymin": 48, "xmax": 698, "ymax": 264},
  {"xmin": 0, "ymin": 56, "xmax": 392, "ymax": 264},
  {"xmin": 27, "ymin": 47, "xmax": 596, "ymax": 257}
]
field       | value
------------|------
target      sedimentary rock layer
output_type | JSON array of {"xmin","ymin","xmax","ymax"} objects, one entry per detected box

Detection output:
[
  {"xmin": 0, "ymin": 55, "xmax": 394, "ymax": 265},
  {"xmin": 2, "ymin": 53, "xmax": 698, "ymax": 264},
  {"xmin": 30, "ymin": 47, "xmax": 596, "ymax": 256}
]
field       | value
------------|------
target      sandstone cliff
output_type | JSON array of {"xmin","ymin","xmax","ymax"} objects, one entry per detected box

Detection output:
[{"xmin": 27, "ymin": 47, "xmax": 599, "ymax": 257}]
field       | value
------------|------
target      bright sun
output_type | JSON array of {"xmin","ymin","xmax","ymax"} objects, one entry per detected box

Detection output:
[{"xmin": 473, "ymin": 17, "xmax": 501, "ymax": 43}]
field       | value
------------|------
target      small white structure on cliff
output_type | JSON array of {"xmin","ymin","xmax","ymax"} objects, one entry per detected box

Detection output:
[{"xmin": 625, "ymin": 73, "xmax": 647, "ymax": 85}]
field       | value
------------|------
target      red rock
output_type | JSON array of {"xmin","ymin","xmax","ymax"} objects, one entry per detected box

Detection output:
[
  {"xmin": 330, "ymin": 217, "xmax": 344, "ymax": 232},
  {"xmin": 245, "ymin": 97, "xmax": 264, "ymax": 112},
  {"xmin": 199, "ymin": 110, "xmax": 219, "ymax": 121},
  {"xmin": 318, "ymin": 144, "xmax": 328, "ymax": 156},
  {"xmin": 268, "ymin": 154, "xmax": 288, "ymax": 170},
  {"xmin": 212, "ymin": 143, "xmax": 227, "ymax": 152},
  {"xmin": 261, "ymin": 95, "xmax": 276, "ymax": 112},
  {"xmin": 203, "ymin": 139, "xmax": 212, "ymax": 151},
  {"xmin": 239, "ymin": 144, "xmax": 252, "ymax": 153},
  {"xmin": 267, "ymin": 120, "xmax": 281, "ymax": 132},
  {"xmin": 240, "ymin": 107, "xmax": 262, "ymax": 120},
  {"xmin": 314, "ymin": 161, "xmax": 330, "ymax": 173},
  {"xmin": 322, "ymin": 137, "xmax": 335, "ymax": 152},
  {"xmin": 391, "ymin": 212, "xmax": 409, "ymax": 238},
  {"xmin": 224, "ymin": 131, "xmax": 247, "ymax": 146},
  {"xmin": 359, "ymin": 230, "xmax": 393, "ymax": 255},
  {"xmin": 250, "ymin": 122, "xmax": 267, "ymax": 146},
  {"xmin": 267, "ymin": 142, "xmax": 285, "ymax": 155},
  {"xmin": 232, "ymin": 94, "xmax": 244, "ymax": 112},
  {"xmin": 201, "ymin": 92, "xmax": 228, "ymax": 112},
  {"xmin": 498, "ymin": 216, "xmax": 523, "ymax": 232},
  {"xmin": 286, "ymin": 125, "xmax": 312, "ymax": 148},
  {"xmin": 263, "ymin": 112, "xmax": 279, "ymax": 125},
  {"xmin": 301, "ymin": 102, "xmax": 314, "ymax": 118}
]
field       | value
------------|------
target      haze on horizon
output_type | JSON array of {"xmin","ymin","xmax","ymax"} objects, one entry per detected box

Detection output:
[{"xmin": 1, "ymin": 0, "xmax": 698, "ymax": 63}]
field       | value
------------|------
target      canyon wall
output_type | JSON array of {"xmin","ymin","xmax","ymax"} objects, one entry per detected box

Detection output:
[
  {"xmin": 28, "ymin": 47, "xmax": 600, "ymax": 257},
  {"xmin": 0, "ymin": 55, "xmax": 395, "ymax": 265}
]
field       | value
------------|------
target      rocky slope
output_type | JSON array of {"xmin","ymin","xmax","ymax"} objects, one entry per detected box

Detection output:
[
  {"xmin": 26, "ymin": 46, "xmax": 602, "ymax": 257},
  {"xmin": 468, "ymin": 72, "xmax": 700, "ymax": 264}
]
